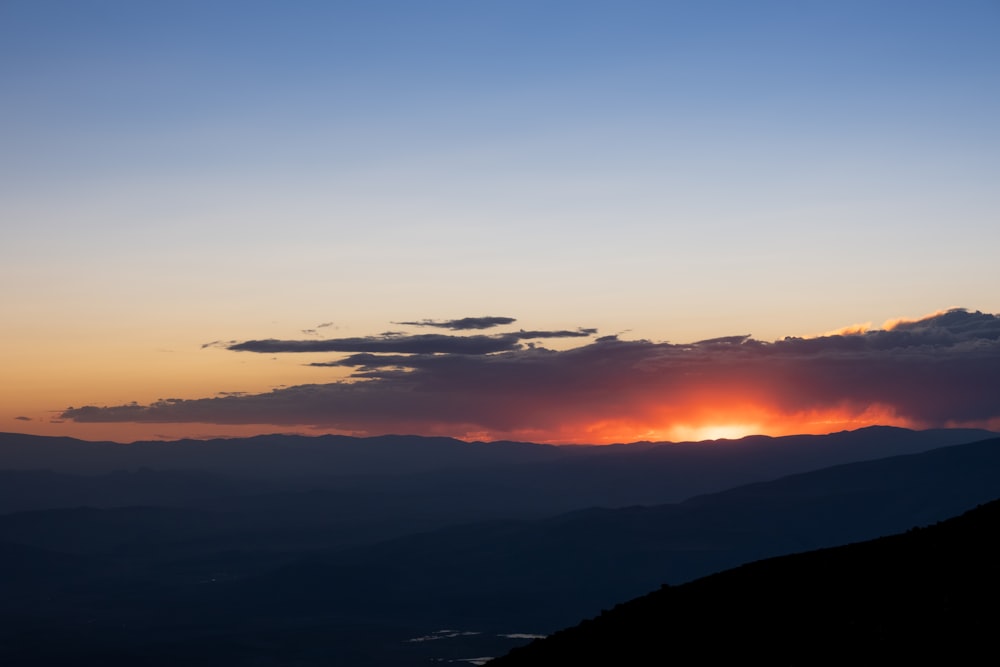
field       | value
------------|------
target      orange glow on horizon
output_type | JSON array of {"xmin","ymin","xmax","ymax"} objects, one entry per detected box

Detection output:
[
  {"xmin": 5, "ymin": 399, "xmax": 994, "ymax": 447},
  {"xmin": 511, "ymin": 402, "xmax": 926, "ymax": 444}
]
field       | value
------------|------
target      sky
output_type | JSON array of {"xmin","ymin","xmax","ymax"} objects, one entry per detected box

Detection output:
[{"xmin": 2, "ymin": 1, "xmax": 999, "ymax": 444}]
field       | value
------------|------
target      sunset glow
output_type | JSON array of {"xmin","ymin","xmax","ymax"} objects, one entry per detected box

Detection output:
[
  {"xmin": 5, "ymin": 6, "xmax": 1000, "ymax": 667},
  {"xmin": 10, "ymin": 309, "xmax": 988, "ymax": 445},
  {"xmin": 2, "ymin": 2, "xmax": 999, "ymax": 446},
  {"xmin": 536, "ymin": 403, "xmax": 921, "ymax": 445}
]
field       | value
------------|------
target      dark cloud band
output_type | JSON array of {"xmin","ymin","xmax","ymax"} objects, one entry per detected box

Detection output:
[
  {"xmin": 228, "ymin": 334, "xmax": 522, "ymax": 355},
  {"xmin": 64, "ymin": 309, "xmax": 1000, "ymax": 439},
  {"xmin": 227, "ymin": 328, "xmax": 597, "ymax": 355},
  {"xmin": 394, "ymin": 316, "xmax": 517, "ymax": 330}
]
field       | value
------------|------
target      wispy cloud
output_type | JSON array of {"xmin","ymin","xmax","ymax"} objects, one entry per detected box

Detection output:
[
  {"xmin": 394, "ymin": 316, "xmax": 517, "ymax": 330},
  {"xmin": 62, "ymin": 309, "xmax": 1000, "ymax": 442},
  {"xmin": 201, "ymin": 340, "xmax": 237, "ymax": 350}
]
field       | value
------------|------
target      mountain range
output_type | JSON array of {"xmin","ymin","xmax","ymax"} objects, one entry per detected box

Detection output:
[{"xmin": 1, "ymin": 426, "xmax": 998, "ymax": 665}]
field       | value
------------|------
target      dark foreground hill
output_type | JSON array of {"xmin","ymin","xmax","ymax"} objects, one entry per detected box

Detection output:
[{"xmin": 493, "ymin": 497, "xmax": 1000, "ymax": 665}]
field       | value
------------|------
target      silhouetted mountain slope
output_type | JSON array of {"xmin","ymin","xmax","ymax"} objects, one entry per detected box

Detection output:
[{"xmin": 492, "ymin": 497, "xmax": 1000, "ymax": 665}]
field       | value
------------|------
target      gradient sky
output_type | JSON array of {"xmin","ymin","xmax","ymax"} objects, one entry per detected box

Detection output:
[{"xmin": 3, "ymin": 1, "xmax": 999, "ymax": 443}]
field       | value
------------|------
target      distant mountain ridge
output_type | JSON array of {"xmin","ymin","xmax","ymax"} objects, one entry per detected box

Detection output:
[
  {"xmin": 0, "ymin": 432, "xmax": 566, "ymax": 476},
  {"xmin": 1, "ymin": 427, "xmax": 994, "ymax": 515},
  {"xmin": 3, "ymin": 426, "xmax": 995, "ymax": 477}
]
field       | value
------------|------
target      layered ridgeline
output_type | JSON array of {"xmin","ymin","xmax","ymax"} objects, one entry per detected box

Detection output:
[
  {"xmin": 1, "ymin": 429, "xmax": 999, "ymax": 665},
  {"xmin": 493, "ymin": 497, "xmax": 1000, "ymax": 665},
  {"xmin": 0, "ymin": 426, "xmax": 992, "ymax": 513}
]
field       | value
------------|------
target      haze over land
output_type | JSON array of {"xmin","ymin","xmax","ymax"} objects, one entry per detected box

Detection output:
[{"xmin": 3, "ymin": 428, "xmax": 1000, "ymax": 665}]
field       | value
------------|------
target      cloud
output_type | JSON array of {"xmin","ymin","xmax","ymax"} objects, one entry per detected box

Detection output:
[
  {"xmin": 61, "ymin": 309, "xmax": 1000, "ymax": 443},
  {"xmin": 816, "ymin": 322, "xmax": 872, "ymax": 337},
  {"xmin": 228, "ymin": 333, "xmax": 522, "ymax": 355},
  {"xmin": 14, "ymin": 416, "xmax": 31, "ymax": 421},
  {"xmin": 517, "ymin": 328, "xmax": 597, "ymax": 338},
  {"xmin": 201, "ymin": 340, "xmax": 237, "ymax": 349},
  {"xmin": 394, "ymin": 316, "xmax": 517, "ymax": 330},
  {"xmin": 881, "ymin": 308, "xmax": 956, "ymax": 331},
  {"xmin": 694, "ymin": 334, "xmax": 752, "ymax": 345},
  {"xmin": 228, "ymin": 328, "xmax": 596, "ymax": 355}
]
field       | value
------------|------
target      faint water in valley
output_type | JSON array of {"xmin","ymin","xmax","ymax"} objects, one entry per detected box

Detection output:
[{"xmin": 405, "ymin": 628, "xmax": 546, "ymax": 664}]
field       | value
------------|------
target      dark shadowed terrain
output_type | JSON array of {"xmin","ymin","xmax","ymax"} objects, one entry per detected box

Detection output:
[
  {"xmin": 1, "ymin": 427, "xmax": 998, "ymax": 665},
  {"xmin": 493, "ymin": 497, "xmax": 1000, "ymax": 665}
]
